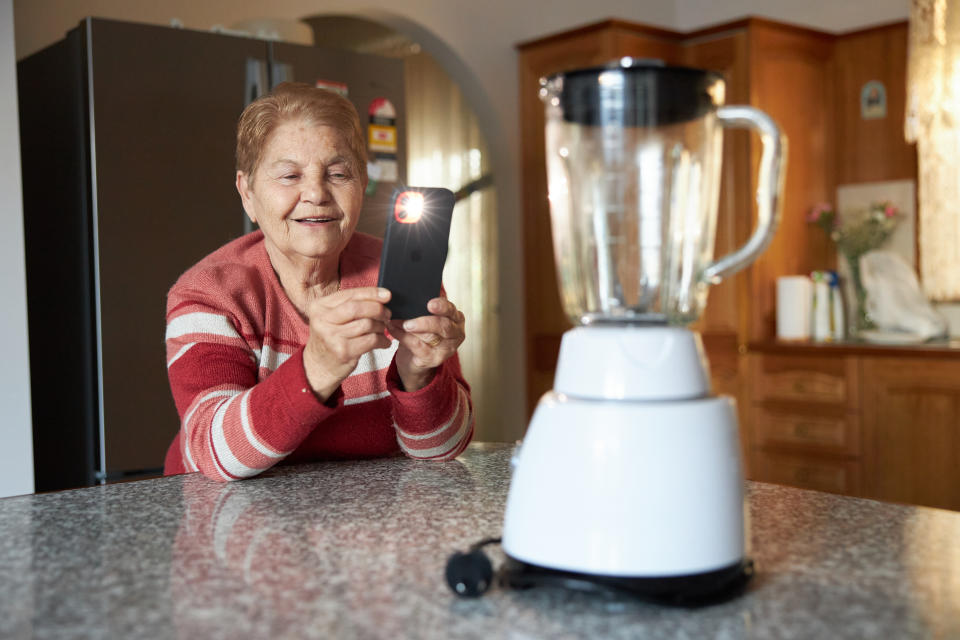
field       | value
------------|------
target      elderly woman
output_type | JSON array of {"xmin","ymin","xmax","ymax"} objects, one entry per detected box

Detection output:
[{"xmin": 162, "ymin": 82, "xmax": 473, "ymax": 481}]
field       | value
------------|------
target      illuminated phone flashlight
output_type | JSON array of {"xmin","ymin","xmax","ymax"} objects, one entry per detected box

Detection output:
[{"xmin": 395, "ymin": 191, "xmax": 425, "ymax": 224}]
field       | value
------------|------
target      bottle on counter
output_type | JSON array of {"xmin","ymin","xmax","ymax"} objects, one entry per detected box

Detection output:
[
  {"xmin": 810, "ymin": 271, "xmax": 832, "ymax": 342},
  {"xmin": 827, "ymin": 270, "xmax": 845, "ymax": 341}
]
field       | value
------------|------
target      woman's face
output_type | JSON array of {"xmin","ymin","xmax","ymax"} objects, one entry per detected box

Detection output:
[{"xmin": 237, "ymin": 119, "xmax": 365, "ymax": 271}]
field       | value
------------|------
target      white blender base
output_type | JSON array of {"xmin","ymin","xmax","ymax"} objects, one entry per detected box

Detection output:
[{"xmin": 502, "ymin": 391, "xmax": 747, "ymax": 578}]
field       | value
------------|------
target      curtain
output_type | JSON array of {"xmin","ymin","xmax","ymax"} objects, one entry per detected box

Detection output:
[
  {"xmin": 906, "ymin": 0, "xmax": 960, "ymax": 300},
  {"xmin": 404, "ymin": 53, "xmax": 501, "ymax": 441}
]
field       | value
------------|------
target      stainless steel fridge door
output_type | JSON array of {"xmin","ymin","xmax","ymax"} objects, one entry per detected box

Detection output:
[
  {"xmin": 270, "ymin": 41, "xmax": 407, "ymax": 240},
  {"xmin": 85, "ymin": 18, "xmax": 268, "ymax": 479}
]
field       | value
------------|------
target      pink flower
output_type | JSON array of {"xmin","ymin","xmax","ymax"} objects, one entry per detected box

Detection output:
[
  {"xmin": 807, "ymin": 202, "xmax": 832, "ymax": 222},
  {"xmin": 884, "ymin": 204, "xmax": 897, "ymax": 218}
]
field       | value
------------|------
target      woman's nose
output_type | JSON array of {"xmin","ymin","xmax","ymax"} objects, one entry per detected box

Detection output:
[{"xmin": 301, "ymin": 174, "xmax": 329, "ymax": 204}]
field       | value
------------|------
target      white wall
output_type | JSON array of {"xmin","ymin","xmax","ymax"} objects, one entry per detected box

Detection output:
[{"xmin": 0, "ymin": 0, "xmax": 34, "ymax": 498}]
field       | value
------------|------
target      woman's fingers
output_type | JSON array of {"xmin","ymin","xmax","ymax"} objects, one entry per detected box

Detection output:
[
  {"xmin": 311, "ymin": 287, "xmax": 392, "ymax": 323},
  {"xmin": 302, "ymin": 287, "xmax": 394, "ymax": 399},
  {"xmin": 387, "ymin": 297, "xmax": 466, "ymax": 392}
]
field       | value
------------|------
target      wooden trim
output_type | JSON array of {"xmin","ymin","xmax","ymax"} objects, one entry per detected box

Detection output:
[
  {"xmin": 749, "ymin": 339, "xmax": 960, "ymax": 358},
  {"xmin": 686, "ymin": 17, "xmax": 833, "ymax": 42},
  {"xmin": 517, "ymin": 16, "xmax": 904, "ymax": 52},
  {"xmin": 515, "ymin": 19, "xmax": 683, "ymax": 50},
  {"xmin": 837, "ymin": 20, "xmax": 909, "ymax": 39}
]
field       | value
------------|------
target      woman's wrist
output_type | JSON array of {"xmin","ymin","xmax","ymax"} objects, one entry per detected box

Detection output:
[
  {"xmin": 396, "ymin": 364, "xmax": 437, "ymax": 392},
  {"xmin": 302, "ymin": 350, "xmax": 345, "ymax": 402}
]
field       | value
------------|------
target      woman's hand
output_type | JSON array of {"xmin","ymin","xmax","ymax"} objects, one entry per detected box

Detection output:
[
  {"xmin": 303, "ymin": 287, "xmax": 393, "ymax": 402},
  {"xmin": 387, "ymin": 297, "xmax": 465, "ymax": 392}
]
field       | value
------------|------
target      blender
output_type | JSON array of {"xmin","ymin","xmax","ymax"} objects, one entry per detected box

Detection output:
[{"xmin": 501, "ymin": 59, "xmax": 786, "ymax": 602}]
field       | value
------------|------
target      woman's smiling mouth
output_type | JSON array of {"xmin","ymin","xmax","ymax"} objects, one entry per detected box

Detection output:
[{"xmin": 295, "ymin": 215, "xmax": 338, "ymax": 224}]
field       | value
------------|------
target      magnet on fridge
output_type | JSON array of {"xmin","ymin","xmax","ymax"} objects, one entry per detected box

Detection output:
[
  {"xmin": 368, "ymin": 98, "xmax": 398, "ymax": 154},
  {"xmin": 372, "ymin": 152, "xmax": 398, "ymax": 182},
  {"xmin": 315, "ymin": 79, "xmax": 348, "ymax": 96},
  {"xmin": 368, "ymin": 124, "xmax": 397, "ymax": 153}
]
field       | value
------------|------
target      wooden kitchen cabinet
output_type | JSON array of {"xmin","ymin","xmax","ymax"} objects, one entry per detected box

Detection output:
[
  {"xmin": 747, "ymin": 351, "xmax": 863, "ymax": 495},
  {"xmin": 749, "ymin": 345, "xmax": 960, "ymax": 511},
  {"xmin": 861, "ymin": 357, "xmax": 960, "ymax": 511}
]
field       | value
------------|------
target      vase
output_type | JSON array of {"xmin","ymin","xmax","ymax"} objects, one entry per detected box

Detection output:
[{"xmin": 844, "ymin": 252, "xmax": 875, "ymax": 336}]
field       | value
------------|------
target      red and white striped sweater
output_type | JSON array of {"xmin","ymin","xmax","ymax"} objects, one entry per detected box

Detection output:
[{"xmin": 162, "ymin": 230, "xmax": 473, "ymax": 481}]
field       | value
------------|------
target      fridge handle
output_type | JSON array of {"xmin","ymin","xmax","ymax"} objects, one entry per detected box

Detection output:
[
  {"xmin": 245, "ymin": 58, "xmax": 268, "ymax": 106},
  {"xmin": 243, "ymin": 58, "xmax": 269, "ymax": 234},
  {"xmin": 270, "ymin": 62, "xmax": 294, "ymax": 88}
]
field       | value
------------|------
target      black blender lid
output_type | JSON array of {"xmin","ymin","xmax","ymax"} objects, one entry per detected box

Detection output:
[{"xmin": 546, "ymin": 59, "xmax": 724, "ymax": 126}]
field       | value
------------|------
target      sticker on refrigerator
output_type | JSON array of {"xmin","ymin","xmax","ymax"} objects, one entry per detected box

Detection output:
[
  {"xmin": 368, "ymin": 125, "xmax": 398, "ymax": 153},
  {"xmin": 368, "ymin": 98, "xmax": 397, "ymax": 124},
  {"xmin": 367, "ymin": 98, "xmax": 398, "ymax": 153},
  {"xmin": 372, "ymin": 153, "xmax": 398, "ymax": 182},
  {"xmin": 315, "ymin": 79, "xmax": 348, "ymax": 96},
  {"xmin": 367, "ymin": 98, "xmax": 399, "ymax": 187}
]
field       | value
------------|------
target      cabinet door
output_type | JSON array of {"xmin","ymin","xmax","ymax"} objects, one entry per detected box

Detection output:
[{"xmin": 862, "ymin": 358, "xmax": 960, "ymax": 511}]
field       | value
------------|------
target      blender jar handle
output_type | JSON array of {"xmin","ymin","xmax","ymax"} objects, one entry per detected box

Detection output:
[{"xmin": 702, "ymin": 105, "xmax": 787, "ymax": 284}]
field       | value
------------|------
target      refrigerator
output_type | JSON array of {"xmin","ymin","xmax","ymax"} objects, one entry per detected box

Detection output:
[{"xmin": 18, "ymin": 17, "xmax": 407, "ymax": 491}]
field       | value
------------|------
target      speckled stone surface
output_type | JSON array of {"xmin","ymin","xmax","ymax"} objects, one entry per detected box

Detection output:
[{"xmin": 1, "ymin": 442, "xmax": 958, "ymax": 639}]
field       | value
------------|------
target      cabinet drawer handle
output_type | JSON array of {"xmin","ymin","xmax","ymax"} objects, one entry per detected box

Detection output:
[{"xmin": 794, "ymin": 422, "xmax": 816, "ymax": 439}]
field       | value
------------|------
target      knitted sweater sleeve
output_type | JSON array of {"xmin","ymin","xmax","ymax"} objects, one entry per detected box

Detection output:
[
  {"xmin": 387, "ymin": 349, "xmax": 475, "ymax": 461},
  {"xmin": 165, "ymin": 294, "xmax": 332, "ymax": 482}
]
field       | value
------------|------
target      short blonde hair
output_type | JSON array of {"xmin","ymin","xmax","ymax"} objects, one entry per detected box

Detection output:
[{"xmin": 236, "ymin": 82, "xmax": 367, "ymax": 182}]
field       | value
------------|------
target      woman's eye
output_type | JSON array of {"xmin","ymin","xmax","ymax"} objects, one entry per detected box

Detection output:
[{"xmin": 281, "ymin": 174, "xmax": 299, "ymax": 181}]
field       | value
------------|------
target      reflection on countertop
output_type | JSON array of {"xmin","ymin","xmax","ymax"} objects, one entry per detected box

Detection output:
[{"xmin": 0, "ymin": 442, "xmax": 958, "ymax": 639}]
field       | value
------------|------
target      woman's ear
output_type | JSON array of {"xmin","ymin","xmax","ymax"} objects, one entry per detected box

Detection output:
[{"xmin": 236, "ymin": 171, "xmax": 257, "ymax": 224}]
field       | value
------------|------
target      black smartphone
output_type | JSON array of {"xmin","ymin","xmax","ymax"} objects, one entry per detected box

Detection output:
[{"xmin": 377, "ymin": 186, "xmax": 456, "ymax": 319}]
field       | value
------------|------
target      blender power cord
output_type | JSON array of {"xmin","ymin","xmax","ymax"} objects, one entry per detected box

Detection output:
[
  {"xmin": 445, "ymin": 537, "xmax": 500, "ymax": 597},
  {"xmin": 445, "ymin": 537, "xmax": 754, "ymax": 605}
]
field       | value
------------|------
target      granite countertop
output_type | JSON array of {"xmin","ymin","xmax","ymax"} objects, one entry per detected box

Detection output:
[{"xmin": 1, "ymin": 442, "xmax": 958, "ymax": 639}]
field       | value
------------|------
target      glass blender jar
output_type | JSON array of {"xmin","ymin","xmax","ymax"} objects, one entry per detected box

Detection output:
[{"xmin": 502, "ymin": 59, "xmax": 786, "ymax": 602}]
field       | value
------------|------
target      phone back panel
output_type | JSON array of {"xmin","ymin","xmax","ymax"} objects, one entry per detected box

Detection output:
[{"xmin": 377, "ymin": 187, "xmax": 455, "ymax": 319}]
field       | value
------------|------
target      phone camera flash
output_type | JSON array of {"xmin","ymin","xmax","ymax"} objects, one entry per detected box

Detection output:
[{"xmin": 395, "ymin": 191, "xmax": 425, "ymax": 224}]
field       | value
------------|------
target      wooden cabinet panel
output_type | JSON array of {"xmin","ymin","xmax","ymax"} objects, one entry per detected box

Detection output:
[
  {"xmin": 750, "ymin": 353, "xmax": 859, "ymax": 407},
  {"xmin": 862, "ymin": 358, "xmax": 960, "ymax": 511},
  {"xmin": 751, "ymin": 406, "xmax": 860, "ymax": 455},
  {"xmin": 685, "ymin": 31, "xmax": 751, "ymax": 340},
  {"xmin": 747, "ymin": 351, "xmax": 861, "ymax": 494},
  {"xmin": 833, "ymin": 23, "xmax": 916, "ymax": 184},
  {"xmin": 747, "ymin": 23, "xmax": 837, "ymax": 342},
  {"xmin": 751, "ymin": 449, "xmax": 861, "ymax": 495}
]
